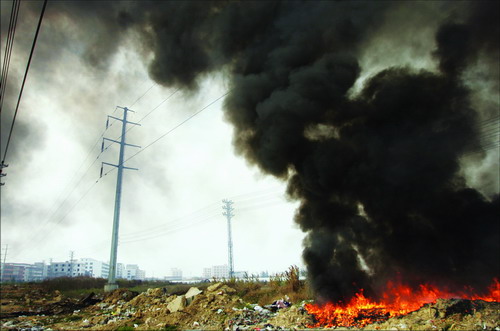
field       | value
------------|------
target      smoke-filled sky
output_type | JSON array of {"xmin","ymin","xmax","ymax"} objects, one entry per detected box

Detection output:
[
  {"xmin": 1, "ymin": 1, "xmax": 498, "ymax": 297},
  {"xmin": 0, "ymin": 0, "xmax": 304, "ymax": 278}
]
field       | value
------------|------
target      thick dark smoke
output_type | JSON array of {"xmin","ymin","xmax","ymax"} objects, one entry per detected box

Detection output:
[
  {"xmin": 120, "ymin": 1, "xmax": 499, "ymax": 301},
  {"xmin": 9, "ymin": 1, "xmax": 497, "ymax": 301}
]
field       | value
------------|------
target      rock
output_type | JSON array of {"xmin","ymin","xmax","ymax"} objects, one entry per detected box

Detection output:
[
  {"xmin": 186, "ymin": 287, "xmax": 202, "ymax": 298},
  {"xmin": 167, "ymin": 295, "xmax": 186, "ymax": 313},
  {"xmin": 207, "ymin": 283, "xmax": 223, "ymax": 292},
  {"xmin": 185, "ymin": 287, "xmax": 202, "ymax": 304},
  {"xmin": 146, "ymin": 288, "xmax": 165, "ymax": 297}
]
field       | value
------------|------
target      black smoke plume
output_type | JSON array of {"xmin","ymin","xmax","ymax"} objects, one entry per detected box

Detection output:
[{"xmin": 35, "ymin": 1, "xmax": 499, "ymax": 301}]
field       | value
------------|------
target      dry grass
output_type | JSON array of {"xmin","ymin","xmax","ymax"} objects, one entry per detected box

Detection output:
[{"xmin": 223, "ymin": 265, "xmax": 313, "ymax": 305}]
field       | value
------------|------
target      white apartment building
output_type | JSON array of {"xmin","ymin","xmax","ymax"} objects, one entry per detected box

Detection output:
[
  {"xmin": 79, "ymin": 258, "xmax": 109, "ymax": 278},
  {"xmin": 203, "ymin": 264, "xmax": 229, "ymax": 279},
  {"xmin": 48, "ymin": 261, "xmax": 84, "ymax": 278},
  {"xmin": 3, "ymin": 259, "xmax": 146, "ymax": 281},
  {"xmin": 202, "ymin": 267, "xmax": 212, "ymax": 279},
  {"xmin": 165, "ymin": 268, "xmax": 182, "ymax": 281},
  {"xmin": 116, "ymin": 263, "xmax": 146, "ymax": 280},
  {"xmin": 48, "ymin": 258, "xmax": 109, "ymax": 279},
  {"xmin": 117, "ymin": 264, "xmax": 145, "ymax": 280},
  {"xmin": 116, "ymin": 263, "xmax": 125, "ymax": 279}
]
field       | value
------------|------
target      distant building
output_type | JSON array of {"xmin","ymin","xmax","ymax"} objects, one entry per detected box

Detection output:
[
  {"xmin": 202, "ymin": 267, "xmax": 212, "ymax": 279},
  {"xmin": 1, "ymin": 263, "xmax": 31, "ymax": 282},
  {"xmin": 165, "ymin": 268, "xmax": 182, "ymax": 281},
  {"xmin": 28, "ymin": 262, "xmax": 49, "ymax": 281},
  {"xmin": 47, "ymin": 258, "xmax": 109, "ymax": 279},
  {"xmin": 1, "ymin": 258, "xmax": 145, "ymax": 282},
  {"xmin": 203, "ymin": 264, "xmax": 229, "ymax": 279},
  {"xmin": 116, "ymin": 263, "xmax": 125, "ymax": 279},
  {"xmin": 123, "ymin": 264, "xmax": 146, "ymax": 280},
  {"xmin": 79, "ymin": 258, "xmax": 109, "ymax": 278}
]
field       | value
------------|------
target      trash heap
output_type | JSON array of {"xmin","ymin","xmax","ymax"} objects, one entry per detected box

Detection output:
[
  {"xmin": 91, "ymin": 282, "xmax": 313, "ymax": 330},
  {"xmin": 2, "ymin": 283, "xmax": 498, "ymax": 330},
  {"xmin": 368, "ymin": 298, "xmax": 500, "ymax": 330},
  {"xmin": 9, "ymin": 282, "xmax": 312, "ymax": 330}
]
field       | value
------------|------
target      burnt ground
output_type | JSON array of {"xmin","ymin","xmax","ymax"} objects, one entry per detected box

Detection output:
[{"xmin": 1, "ymin": 282, "xmax": 499, "ymax": 330}]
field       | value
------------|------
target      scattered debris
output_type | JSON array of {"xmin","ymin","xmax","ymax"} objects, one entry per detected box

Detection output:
[
  {"xmin": 1, "ymin": 283, "xmax": 498, "ymax": 330},
  {"xmin": 368, "ymin": 299, "xmax": 500, "ymax": 330}
]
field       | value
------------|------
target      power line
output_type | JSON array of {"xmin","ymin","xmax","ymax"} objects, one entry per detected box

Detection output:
[
  {"xmin": 101, "ymin": 90, "xmax": 230, "ymax": 178},
  {"xmin": 119, "ymin": 213, "xmax": 221, "ymax": 244},
  {"xmin": 119, "ymin": 189, "xmax": 290, "ymax": 243},
  {"xmin": 3, "ymin": 82, "xmax": 173, "ymax": 258},
  {"xmin": 2, "ymin": 0, "xmax": 48, "ymax": 164},
  {"xmin": 9, "ymin": 177, "xmax": 103, "ymax": 260},
  {"xmin": 129, "ymin": 84, "xmax": 156, "ymax": 108},
  {"xmin": 114, "ymin": 87, "xmax": 180, "ymax": 142},
  {"xmin": 478, "ymin": 116, "xmax": 499, "ymax": 126},
  {"xmin": 120, "ymin": 202, "xmax": 221, "ymax": 238},
  {"xmin": 34, "ymin": 180, "xmax": 100, "ymax": 242},
  {"xmin": 15, "ymin": 109, "xmax": 119, "ymax": 251},
  {"xmin": 0, "ymin": 0, "xmax": 20, "ymax": 112},
  {"xmin": 462, "ymin": 142, "xmax": 499, "ymax": 157},
  {"xmin": 9, "ymin": 103, "xmax": 143, "ymax": 258},
  {"xmin": 17, "ymin": 82, "xmax": 158, "ymax": 251},
  {"xmin": 118, "ymin": 198, "xmax": 292, "ymax": 245},
  {"xmin": 125, "ymin": 90, "xmax": 230, "ymax": 161},
  {"xmin": 119, "ymin": 187, "xmax": 284, "ymax": 240}
]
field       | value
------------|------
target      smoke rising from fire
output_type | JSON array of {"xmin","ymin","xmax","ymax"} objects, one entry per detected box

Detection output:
[
  {"xmin": 125, "ymin": 1, "xmax": 499, "ymax": 301},
  {"xmin": 10, "ymin": 1, "xmax": 498, "ymax": 301}
]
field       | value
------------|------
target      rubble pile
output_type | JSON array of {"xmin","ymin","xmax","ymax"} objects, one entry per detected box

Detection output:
[
  {"xmin": 54, "ymin": 282, "xmax": 308, "ymax": 330},
  {"xmin": 367, "ymin": 299, "xmax": 500, "ymax": 330},
  {"xmin": 1, "ymin": 283, "xmax": 499, "ymax": 330},
  {"xmin": 0, "ymin": 285, "xmax": 94, "ymax": 318}
]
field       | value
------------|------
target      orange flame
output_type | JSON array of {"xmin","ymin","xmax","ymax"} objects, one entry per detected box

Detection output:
[{"xmin": 305, "ymin": 279, "xmax": 500, "ymax": 328}]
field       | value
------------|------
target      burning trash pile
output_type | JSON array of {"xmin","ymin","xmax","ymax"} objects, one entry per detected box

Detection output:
[
  {"xmin": 305, "ymin": 279, "xmax": 500, "ymax": 329},
  {"xmin": 2, "ymin": 281, "xmax": 499, "ymax": 330}
]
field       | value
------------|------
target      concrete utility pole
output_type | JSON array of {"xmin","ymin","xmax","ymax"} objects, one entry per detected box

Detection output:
[
  {"xmin": 222, "ymin": 199, "xmax": 235, "ymax": 278},
  {"xmin": 102, "ymin": 106, "xmax": 140, "ymax": 292}
]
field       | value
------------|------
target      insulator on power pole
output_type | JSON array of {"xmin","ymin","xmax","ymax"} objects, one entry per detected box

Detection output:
[
  {"xmin": 100, "ymin": 163, "xmax": 104, "ymax": 178},
  {"xmin": 0, "ymin": 162, "xmax": 7, "ymax": 186},
  {"xmin": 106, "ymin": 118, "xmax": 109, "ymax": 129},
  {"xmin": 101, "ymin": 140, "xmax": 105, "ymax": 153}
]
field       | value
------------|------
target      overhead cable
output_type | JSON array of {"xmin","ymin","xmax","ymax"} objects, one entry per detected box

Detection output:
[{"xmin": 2, "ymin": 0, "xmax": 48, "ymax": 164}]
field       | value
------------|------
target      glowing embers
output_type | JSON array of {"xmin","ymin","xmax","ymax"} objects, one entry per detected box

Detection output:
[{"xmin": 304, "ymin": 279, "xmax": 500, "ymax": 328}]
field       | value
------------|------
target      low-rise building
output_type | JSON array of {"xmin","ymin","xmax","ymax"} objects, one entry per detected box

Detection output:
[
  {"xmin": 1, "ymin": 263, "xmax": 31, "ymax": 282},
  {"xmin": 203, "ymin": 264, "xmax": 229, "ymax": 279},
  {"xmin": 47, "ymin": 258, "xmax": 109, "ymax": 279},
  {"xmin": 123, "ymin": 264, "xmax": 146, "ymax": 280},
  {"xmin": 79, "ymin": 258, "xmax": 109, "ymax": 279},
  {"xmin": 1, "ymin": 258, "xmax": 145, "ymax": 282},
  {"xmin": 165, "ymin": 268, "xmax": 182, "ymax": 281}
]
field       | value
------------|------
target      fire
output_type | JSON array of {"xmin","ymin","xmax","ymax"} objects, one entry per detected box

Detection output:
[{"xmin": 305, "ymin": 279, "xmax": 500, "ymax": 328}]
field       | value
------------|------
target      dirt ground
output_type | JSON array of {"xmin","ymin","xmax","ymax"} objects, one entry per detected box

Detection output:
[{"xmin": 1, "ymin": 282, "xmax": 499, "ymax": 330}]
